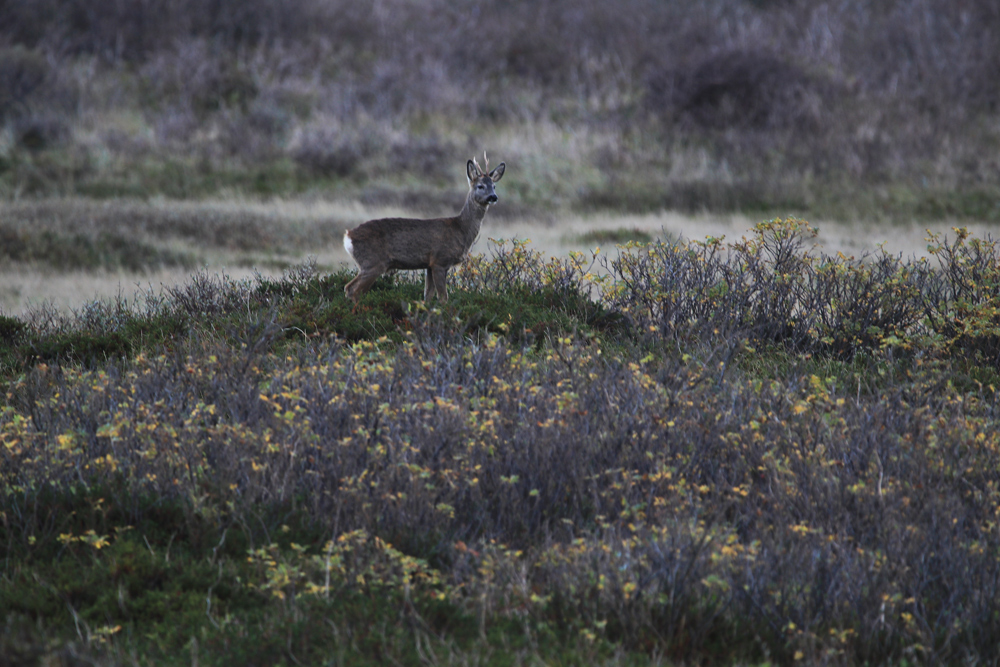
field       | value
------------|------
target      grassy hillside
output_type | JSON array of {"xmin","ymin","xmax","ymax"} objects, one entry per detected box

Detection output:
[{"xmin": 2, "ymin": 220, "xmax": 999, "ymax": 665}]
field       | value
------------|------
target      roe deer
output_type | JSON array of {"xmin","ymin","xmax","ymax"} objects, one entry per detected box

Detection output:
[{"xmin": 343, "ymin": 153, "xmax": 505, "ymax": 303}]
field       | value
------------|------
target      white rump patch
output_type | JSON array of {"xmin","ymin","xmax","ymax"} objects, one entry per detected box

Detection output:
[{"xmin": 343, "ymin": 231, "xmax": 354, "ymax": 259}]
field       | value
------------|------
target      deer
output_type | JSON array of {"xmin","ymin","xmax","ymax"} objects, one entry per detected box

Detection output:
[{"xmin": 343, "ymin": 153, "xmax": 505, "ymax": 303}]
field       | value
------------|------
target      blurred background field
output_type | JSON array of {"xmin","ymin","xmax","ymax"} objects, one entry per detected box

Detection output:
[{"xmin": 2, "ymin": 0, "xmax": 999, "ymax": 311}]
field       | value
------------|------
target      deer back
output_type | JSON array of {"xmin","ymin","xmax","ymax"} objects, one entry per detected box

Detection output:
[{"xmin": 346, "ymin": 215, "xmax": 475, "ymax": 271}]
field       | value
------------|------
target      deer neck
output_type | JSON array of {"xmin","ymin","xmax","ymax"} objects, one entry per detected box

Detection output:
[{"xmin": 457, "ymin": 193, "xmax": 489, "ymax": 244}]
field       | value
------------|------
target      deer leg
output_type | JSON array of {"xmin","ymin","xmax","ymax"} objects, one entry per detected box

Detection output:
[
  {"xmin": 424, "ymin": 269, "xmax": 435, "ymax": 301},
  {"xmin": 344, "ymin": 269, "xmax": 382, "ymax": 302},
  {"xmin": 431, "ymin": 266, "xmax": 450, "ymax": 302}
]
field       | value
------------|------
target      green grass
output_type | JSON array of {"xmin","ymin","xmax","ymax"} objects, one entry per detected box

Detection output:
[
  {"xmin": 0, "ymin": 265, "xmax": 625, "ymax": 379},
  {"xmin": 260, "ymin": 270, "xmax": 626, "ymax": 346},
  {"xmin": 0, "ymin": 488, "xmax": 627, "ymax": 667},
  {"xmin": 0, "ymin": 308, "xmax": 184, "ymax": 375}
]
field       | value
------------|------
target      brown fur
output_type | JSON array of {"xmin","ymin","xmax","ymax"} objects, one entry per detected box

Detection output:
[{"xmin": 343, "ymin": 155, "xmax": 505, "ymax": 302}]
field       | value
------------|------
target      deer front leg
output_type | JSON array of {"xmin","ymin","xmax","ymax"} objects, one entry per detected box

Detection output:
[
  {"xmin": 430, "ymin": 266, "xmax": 450, "ymax": 302},
  {"xmin": 424, "ymin": 268, "xmax": 435, "ymax": 301}
]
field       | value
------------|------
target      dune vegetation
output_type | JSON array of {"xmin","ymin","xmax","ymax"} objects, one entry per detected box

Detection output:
[{"xmin": 2, "ymin": 220, "xmax": 1000, "ymax": 664}]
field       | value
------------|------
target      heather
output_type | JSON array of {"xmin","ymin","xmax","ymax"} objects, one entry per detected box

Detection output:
[{"xmin": 2, "ymin": 220, "xmax": 999, "ymax": 664}]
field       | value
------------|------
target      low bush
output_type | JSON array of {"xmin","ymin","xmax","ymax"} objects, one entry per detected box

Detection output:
[{"xmin": 2, "ymin": 221, "xmax": 1000, "ymax": 663}]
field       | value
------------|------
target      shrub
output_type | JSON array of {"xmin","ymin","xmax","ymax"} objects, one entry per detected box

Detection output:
[
  {"xmin": 647, "ymin": 49, "xmax": 832, "ymax": 131},
  {"xmin": 4, "ymin": 222, "xmax": 1000, "ymax": 663}
]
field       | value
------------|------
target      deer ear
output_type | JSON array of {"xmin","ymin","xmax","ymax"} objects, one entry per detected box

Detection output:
[
  {"xmin": 467, "ymin": 159, "xmax": 481, "ymax": 183},
  {"xmin": 488, "ymin": 162, "xmax": 505, "ymax": 183}
]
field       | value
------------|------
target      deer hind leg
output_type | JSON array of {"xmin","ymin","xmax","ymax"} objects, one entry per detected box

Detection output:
[
  {"xmin": 344, "ymin": 268, "xmax": 383, "ymax": 302},
  {"xmin": 424, "ymin": 268, "xmax": 435, "ymax": 301}
]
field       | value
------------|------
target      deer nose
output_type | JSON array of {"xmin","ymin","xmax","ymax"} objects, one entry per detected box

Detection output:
[{"xmin": 486, "ymin": 194, "xmax": 498, "ymax": 204}]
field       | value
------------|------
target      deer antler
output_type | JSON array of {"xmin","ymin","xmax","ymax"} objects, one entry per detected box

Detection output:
[{"xmin": 471, "ymin": 151, "xmax": 491, "ymax": 177}]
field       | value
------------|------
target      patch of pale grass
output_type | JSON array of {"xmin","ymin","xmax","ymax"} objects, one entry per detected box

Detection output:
[
  {"xmin": 483, "ymin": 211, "xmax": 755, "ymax": 260},
  {"xmin": 804, "ymin": 218, "xmax": 998, "ymax": 259},
  {"xmin": 487, "ymin": 210, "xmax": 997, "ymax": 261},
  {"xmin": 0, "ymin": 266, "xmax": 282, "ymax": 317}
]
